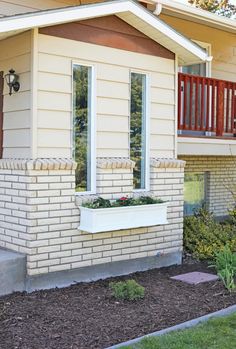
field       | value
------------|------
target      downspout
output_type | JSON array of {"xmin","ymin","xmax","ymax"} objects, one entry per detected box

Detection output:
[
  {"xmin": 139, "ymin": 0, "xmax": 163, "ymax": 15},
  {"xmin": 153, "ymin": 2, "xmax": 162, "ymax": 15}
]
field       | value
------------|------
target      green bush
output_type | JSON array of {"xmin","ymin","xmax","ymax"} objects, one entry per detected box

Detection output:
[
  {"xmin": 109, "ymin": 279, "xmax": 145, "ymax": 301},
  {"xmin": 210, "ymin": 245, "xmax": 236, "ymax": 292},
  {"xmin": 183, "ymin": 208, "xmax": 236, "ymax": 260}
]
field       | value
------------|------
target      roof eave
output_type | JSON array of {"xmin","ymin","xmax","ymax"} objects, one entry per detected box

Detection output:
[
  {"xmin": 0, "ymin": 0, "xmax": 210, "ymax": 65},
  {"xmin": 154, "ymin": 0, "xmax": 236, "ymax": 33}
]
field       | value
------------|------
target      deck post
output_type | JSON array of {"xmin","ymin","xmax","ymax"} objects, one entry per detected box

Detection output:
[{"xmin": 216, "ymin": 81, "xmax": 225, "ymax": 136}]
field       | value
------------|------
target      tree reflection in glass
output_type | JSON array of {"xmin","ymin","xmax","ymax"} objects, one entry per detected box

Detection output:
[
  {"xmin": 130, "ymin": 73, "xmax": 146, "ymax": 189},
  {"xmin": 73, "ymin": 65, "xmax": 91, "ymax": 192}
]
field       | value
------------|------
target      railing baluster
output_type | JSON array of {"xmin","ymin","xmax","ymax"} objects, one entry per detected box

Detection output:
[
  {"xmin": 206, "ymin": 79, "xmax": 210, "ymax": 131},
  {"xmin": 183, "ymin": 75, "xmax": 188, "ymax": 130},
  {"xmin": 230, "ymin": 83, "xmax": 234, "ymax": 134},
  {"xmin": 189, "ymin": 75, "xmax": 193, "ymax": 130},
  {"xmin": 200, "ymin": 77, "xmax": 205, "ymax": 131},
  {"xmin": 211, "ymin": 80, "xmax": 215, "ymax": 132},
  {"xmin": 232, "ymin": 84, "xmax": 236, "ymax": 134},
  {"xmin": 225, "ymin": 82, "xmax": 230, "ymax": 133},
  {"xmin": 216, "ymin": 80, "xmax": 224, "ymax": 137},
  {"xmin": 195, "ymin": 77, "xmax": 199, "ymax": 130},
  {"xmin": 178, "ymin": 73, "xmax": 182, "ymax": 130}
]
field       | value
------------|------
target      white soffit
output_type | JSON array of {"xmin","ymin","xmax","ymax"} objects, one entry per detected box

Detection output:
[
  {"xmin": 0, "ymin": 0, "xmax": 210, "ymax": 65},
  {"xmin": 155, "ymin": 0, "xmax": 236, "ymax": 34}
]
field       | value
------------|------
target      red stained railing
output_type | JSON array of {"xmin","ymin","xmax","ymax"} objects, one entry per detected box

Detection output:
[{"xmin": 178, "ymin": 73, "xmax": 236, "ymax": 137}]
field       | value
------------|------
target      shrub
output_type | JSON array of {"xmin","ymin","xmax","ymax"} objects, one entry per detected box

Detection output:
[
  {"xmin": 228, "ymin": 207, "xmax": 236, "ymax": 225},
  {"xmin": 210, "ymin": 246, "xmax": 236, "ymax": 292},
  {"xmin": 183, "ymin": 208, "xmax": 236, "ymax": 260},
  {"xmin": 109, "ymin": 279, "xmax": 145, "ymax": 301}
]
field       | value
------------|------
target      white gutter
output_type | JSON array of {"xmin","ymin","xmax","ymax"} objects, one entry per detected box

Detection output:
[{"xmin": 153, "ymin": 0, "xmax": 236, "ymax": 33}]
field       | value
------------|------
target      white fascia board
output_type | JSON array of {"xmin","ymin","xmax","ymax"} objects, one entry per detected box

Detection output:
[
  {"xmin": 154, "ymin": 0, "xmax": 236, "ymax": 33},
  {"xmin": 0, "ymin": 1, "xmax": 129, "ymax": 33},
  {"xmin": 0, "ymin": 0, "xmax": 208, "ymax": 62}
]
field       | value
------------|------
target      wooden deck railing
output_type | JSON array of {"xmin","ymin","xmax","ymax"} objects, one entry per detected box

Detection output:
[{"xmin": 178, "ymin": 73, "xmax": 236, "ymax": 137}]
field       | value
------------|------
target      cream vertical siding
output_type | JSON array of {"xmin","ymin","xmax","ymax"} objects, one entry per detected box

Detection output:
[
  {"xmin": 0, "ymin": 32, "xmax": 31, "ymax": 158},
  {"xmin": 160, "ymin": 14, "xmax": 236, "ymax": 82},
  {"xmin": 37, "ymin": 34, "xmax": 176, "ymax": 158}
]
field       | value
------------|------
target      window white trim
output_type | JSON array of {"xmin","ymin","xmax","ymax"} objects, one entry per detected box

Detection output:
[
  {"xmin": 72, "ymin": 61, "xmax": 96, "ymax": 196},
  {"xmin": 193, "ymin": 40, "xmax": 211, "ymax": 77},
  {"xmin": 129, "ymin": 70, "xmax": 150, "ymax": 192}
]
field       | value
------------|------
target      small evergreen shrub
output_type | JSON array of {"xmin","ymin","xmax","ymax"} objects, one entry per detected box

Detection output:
[
  {"xmin": 109, "ymin": 279, "xmax": 145, "ymax": 301},
  {"xmin": 210, "ymin": 245, "xmax": 236, "ymax": 292},
  {"xmin": 184, "ymin": 208, "xmax": 236, "ymax": 260}
]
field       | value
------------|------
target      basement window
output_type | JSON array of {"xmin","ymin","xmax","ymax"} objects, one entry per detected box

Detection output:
[{"xmin": 184, "ymin": 172, "xmax": 208, "ymax": 216}]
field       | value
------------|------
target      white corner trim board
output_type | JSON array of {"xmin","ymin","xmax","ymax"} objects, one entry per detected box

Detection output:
[{"xmin": 78, "ymin": 202, "xmax": 168, "ymax": 234}]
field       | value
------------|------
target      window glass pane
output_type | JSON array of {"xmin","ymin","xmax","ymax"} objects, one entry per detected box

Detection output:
[
  {"xmin": 130, "ymin": 72, "xmax": 147, "ymax": 189},
  {"xmin": 182, "ymin": 63, "xmax": 206, "ymax": 77},
  {"xmin": 73, "ymin": 65, "xmax": 92, "ymax": 192},
  {"xmin": 184, "ymin": 173, "xmax": 207, "ymax": 215}
]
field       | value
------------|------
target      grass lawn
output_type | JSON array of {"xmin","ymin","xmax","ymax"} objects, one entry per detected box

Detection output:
[{"xmin": 122, "ymin": 312, "xmax": 236, "ymax": 349}]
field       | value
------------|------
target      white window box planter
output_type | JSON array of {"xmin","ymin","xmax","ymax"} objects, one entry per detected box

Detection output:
[{"xmin": 78, "ymin": 202, "xmax": 168, "ymax": 234}]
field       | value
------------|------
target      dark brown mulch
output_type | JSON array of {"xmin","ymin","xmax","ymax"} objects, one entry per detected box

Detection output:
[{"xmin": 0, "ymin": 262, "xmax": 236, "ymax": 349}]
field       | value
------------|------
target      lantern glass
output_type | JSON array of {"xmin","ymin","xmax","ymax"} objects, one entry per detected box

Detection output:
[{"xmin": 4, "ymin": 69, "xmax": 20, "ymax": 95}]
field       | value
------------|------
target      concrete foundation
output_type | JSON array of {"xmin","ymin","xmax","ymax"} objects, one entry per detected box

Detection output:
[
  {"xmin": 26, "ymin": 252, "xmax": 182, "ymax": 292},
  {"xmin": 0, "ymin": 248, "xmax": 26, "ymax": 296}
]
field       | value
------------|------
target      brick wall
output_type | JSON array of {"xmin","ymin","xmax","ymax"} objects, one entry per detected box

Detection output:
[
  {"xmin": 180, "ymin": 156, "xmax": 236, "ymax": 216},
  {"xmin": 0, "ymin": 158, "xmax": 185, "ymax": 276}
]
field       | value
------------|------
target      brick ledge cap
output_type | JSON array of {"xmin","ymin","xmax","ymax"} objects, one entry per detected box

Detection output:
[
  {"xmin": 150, "ymin": 158, "xmax": 186, "ymax": 168},
  {"xmin": 97, "ymin": 158, "xmax": 135, "ymax": 169},
  {"xmin": 0, "ymin": 158, "xmax": 77, "ymax": 170}
]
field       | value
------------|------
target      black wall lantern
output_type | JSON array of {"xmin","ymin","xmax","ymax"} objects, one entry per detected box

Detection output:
[{"xmin": 5, "ymin": 69, "xmax": 20, "ymax": 96}]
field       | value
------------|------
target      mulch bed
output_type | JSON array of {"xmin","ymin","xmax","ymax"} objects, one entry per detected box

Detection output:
[{"xmin": 1, "ymin": 262, "xmax": 236, "ymax": 349}]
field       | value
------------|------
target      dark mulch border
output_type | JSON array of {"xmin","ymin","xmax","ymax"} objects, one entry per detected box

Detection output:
[{"xmin": 0, "ymin": 262, "xmax": 236, "ymax": 349}]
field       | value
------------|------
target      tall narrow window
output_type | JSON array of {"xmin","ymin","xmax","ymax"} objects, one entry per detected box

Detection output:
[
  {"xmin": 73, "ymin": 64, "xmax": 94, "ymax": 193},
  {"xmin": 130, "ymin": 72, "xmax": 148, "ymax": 190}
]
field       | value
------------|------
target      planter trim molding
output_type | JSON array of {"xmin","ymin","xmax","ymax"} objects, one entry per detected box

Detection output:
[
  {"xmin": 0, "ymin": 158, "xmax": 77, "ymax": 170},
  {"xmin": 0, "ymin": 157, "xmax": 185, "ymax": 170},
  {"xmin": 97, "ymin": 157, "xmax": 135, "ymax": 169}
]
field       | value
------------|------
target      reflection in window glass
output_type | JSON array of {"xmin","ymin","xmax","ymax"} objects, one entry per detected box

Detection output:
[
  {"xmin": 130, "ymin": 72, "xmax": 147, "ymax": 189},
  {"xmin": 73, "ymin": 65, "xmax": 92, "ymax": 192},
  {"xmin": 184, "ymin": 173, "xmax": 207, "ymax": 216}
]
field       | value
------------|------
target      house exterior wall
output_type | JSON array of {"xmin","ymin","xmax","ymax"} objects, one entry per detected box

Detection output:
[
  {"xmin": 0, "ymin": 16, "xmax": 185, "ymax": 285},
  {"xmin": 180, "ymin": 156, "xmax": 236, "ymax": 217},
  {"xmin": 161, "ymin": 14, "xmax": 236, "ymax": 194},
  {"xmin": 160, "ymin": 14, "xmax": 236, "ymax": 82},
  {"xmin": 37, "ymin": 33, "xmax": 176, "ymax": 159},
  {"xmin": 0, "ymin": 32, "xmax": 32, "ymax": 158}
]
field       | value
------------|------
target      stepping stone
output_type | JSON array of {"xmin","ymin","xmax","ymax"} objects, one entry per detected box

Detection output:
[{"xmin": 170, "ymin": 271, "xmax": 219, "ymax": 285}]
